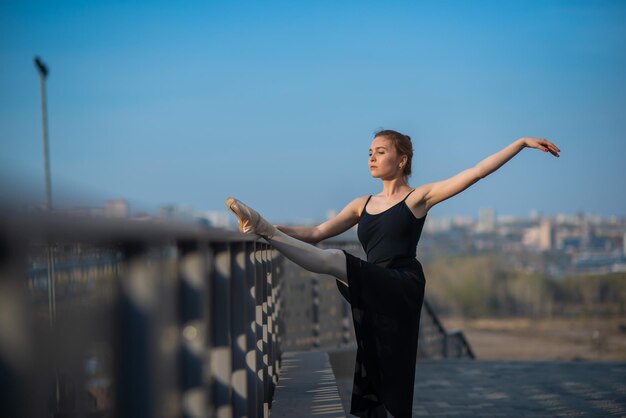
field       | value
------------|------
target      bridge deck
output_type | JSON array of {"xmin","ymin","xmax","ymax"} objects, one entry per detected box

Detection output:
[
  {"xmin": 270, "ymin": 350, "xmax": 346, "ymax": 417},
  {"xmin": 327, "ymin": 348, "xmax": 626, "ymax": 417},
  {"xmin": 272, "ymin": 349, "xmax": 626, "ymax": 417}
]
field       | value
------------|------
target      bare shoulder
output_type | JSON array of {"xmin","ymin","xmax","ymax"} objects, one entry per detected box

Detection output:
[
  {"xmin": 351, "ymin": 195, "xmax": 371, "ymax": 218},
  {"xmin": 406, "ymin": 184, "xmax": 432, "ymax": 218}
]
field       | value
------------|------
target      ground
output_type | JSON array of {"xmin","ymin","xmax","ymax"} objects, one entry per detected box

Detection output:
[{"xmin": 440, "ymin": 315, "xmax": 626, "ymax": 361}]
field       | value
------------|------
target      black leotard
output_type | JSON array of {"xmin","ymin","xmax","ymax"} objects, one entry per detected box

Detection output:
[
  {"xmin": 336, "ymin": 188, "xmax": 428, "ymax": 418},
  {"xmin": 358, "ymin": 189, "xmax": 426, "ymax": 265}
]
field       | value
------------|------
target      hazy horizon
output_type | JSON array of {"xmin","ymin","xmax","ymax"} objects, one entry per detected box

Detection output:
[{"xmin": 2, "ymin": 1, "xmax": 625, "ymax": 222}]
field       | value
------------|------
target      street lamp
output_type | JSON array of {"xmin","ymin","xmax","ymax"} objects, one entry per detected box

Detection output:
[
  {"xmin": 34, "ymin": 56, "xmax": 56, "ymax": 330},
  {"xmin": 34, "ymin": 56, "xmax": 52, "ymax": 210}
]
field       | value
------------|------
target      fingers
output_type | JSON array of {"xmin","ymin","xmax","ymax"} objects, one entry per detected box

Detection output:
[
  {"xmin": 534, "ymin": 138, "xmax": 560, "ymax": 157},
  {"xmin": 543, "ymin": 142, "xmax": 560, "ymax": 157},
  {"xmin": 544, "ymin": 140, "xmax": 560, "ymax": 153},
  {"xmin": 546, "ymin": 143, "xmax": 560, "ymax": 156}
]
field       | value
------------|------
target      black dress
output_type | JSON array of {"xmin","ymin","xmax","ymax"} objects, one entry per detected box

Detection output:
[{"xmin": 336, "ymin": 189, "xmax": 427, "ymax": 418}]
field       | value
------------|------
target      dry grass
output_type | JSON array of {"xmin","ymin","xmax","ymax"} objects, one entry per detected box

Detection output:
[{"xmin": 440, "ymin": 315, "xmax": 626, "ymax": 361}]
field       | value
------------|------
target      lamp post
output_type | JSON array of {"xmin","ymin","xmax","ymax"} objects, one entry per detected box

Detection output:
[
  {"xmin": 34, "ymin": 56, "xmax": 52, "ymax": 210},
  {"xmin": 34, "ymin": 56, "xmax": 56, "ymax": 329}
]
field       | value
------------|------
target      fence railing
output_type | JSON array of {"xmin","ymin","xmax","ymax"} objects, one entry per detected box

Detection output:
[
  {"xmin": 0, "ymin": 211, "xmax": 474, "ymax": 417},
  {"xmin": 302, "ymin": 238, "xmax": 476, "ymax": 359},
  {"xmin": 0, "ymin": 211, "xmax": 284, "ymax": 418},
  {"xmin": 419, "ymin": 299, "xmax": 476, "ymax": 359}
]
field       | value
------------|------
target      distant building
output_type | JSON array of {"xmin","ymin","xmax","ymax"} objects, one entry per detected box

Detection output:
[
  {"xmin": 159, "ymin": 205, "xmax": 175, "ymax": 219},
  {"xmin": 69, "ymin": 206, "xmax": 104, "ymax": 217},
  {"xmin": 159, "ymin": 204, "xmax": 194, "ymax": 222},
  {"xmin": 452, "ymin": 215, "xmax": 473, "ymax": 227},
  {"xmin": 196, "ymin": 211, "xmax": 230, "ymax": 228},
  {"xmin": 522, "ymin": 226, "xmax": 541, "ymax": 249},
  {"xmin": 424, "ymin": 216, "xmax": 452, "ymax": 233},
  {"xmin": 538, "ymin": 218, "xmax": 554, "ymax": 250},
  {"xmin": 478, "ymin": 207, "xmax": 496, "ymax": 232},
  {"xmin": 104, "ymin": 199, "xmax": 129, "ymax": 218},
  {"xmin": 158, "ymin": 205, "xmax": 231, "ymax": 228}
]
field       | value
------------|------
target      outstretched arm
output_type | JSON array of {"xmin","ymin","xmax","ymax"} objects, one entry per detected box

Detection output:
[
  {"xmin": 275, "ymin": 196, "xmax": 365, "ymax": 244},
  {"xmin": 421, "ymin": 137, "xmax": 560, "ymax": 211}
]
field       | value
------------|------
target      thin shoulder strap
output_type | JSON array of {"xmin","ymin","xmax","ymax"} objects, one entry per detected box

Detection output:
[
  {"xmin": 402, "ymin": 188, "xmax": 416, "ymax": 202},
  {"xmin": 362, "ymin": 195, "xmax": 373, "ymax": 212}
]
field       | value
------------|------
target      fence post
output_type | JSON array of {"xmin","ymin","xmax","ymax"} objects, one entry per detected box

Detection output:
[
  {"xmin": 210, "ymin": 242, "xmax": 233, "ymax": 418},
  {"xmin": 178, "ymin": 241, "xmax": 210, "ymax": 418},
  {"xmin": 230, "ymin": 242, "xmax": 248, "ymax": 418},
  {"xmin": 260, "ymin": 244, "xmax": 270, "ymax": 418},
  {"xmin": 244, "ymin": 242, "xmax": 259, "ymax": 418},
  {"xmin": 312, "ymin": 275, "xmax": 320, "ymax": 348},
  {"xmin": 253, "ymin": 243, "xmax": 266, "ymax": 418},
  {"xmin": 117, "ymin": 244, "xmax": 157, "ymax": 418}
]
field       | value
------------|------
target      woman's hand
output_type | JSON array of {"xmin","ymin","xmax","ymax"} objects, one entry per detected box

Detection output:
[{"xmin": 522, "ymin": 137, "xmax": 560, "ymax": 158}]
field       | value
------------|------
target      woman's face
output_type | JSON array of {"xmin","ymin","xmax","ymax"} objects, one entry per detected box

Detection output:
[{"xmin": 368, "ymin": 136, "xmax": 406, "ymax": 180}]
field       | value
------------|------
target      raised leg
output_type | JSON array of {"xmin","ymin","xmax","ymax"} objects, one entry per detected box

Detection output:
[
  {"xmin": 226, "ymin": 196, "xmax": 348, "ymax": 286},
  {"xmin": 265, "ymin": 229, "xmax": 349, "ymax": 286}
]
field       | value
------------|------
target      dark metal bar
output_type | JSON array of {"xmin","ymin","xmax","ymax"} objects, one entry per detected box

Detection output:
[
  {"xmin": 116, "ymin": 244, "xmax": 156, "ymax": 418},
  {"xmin": 253, "ymin": 243, "xmax": 265, "ymax": 418},
  {"xmin": 210, "ymin": 242, "xmax": 232, "ymax": 417},
  {"xmin": 260, "ymin": 244, "xmax": 270, "ymax": 418},
  {"xmin": 265, "ymin": 247, "xmax": 273, "ymax": 403},
  {"xmin": 268, "ymin": 249, "xmax": 279, "ymax": 395},
  {"xmin": 230, "ymin": 242, "xmax": 248, "ymax": 418},
  {"xmin": 312, "ymin": 275, "xmax": 320, "ymax": 348},
  {"xmin": 178, "ymin": 240, "xmax": 210, "ymax": 418},
  {"xmin": 245, "ymin": 242, "xmax": 258, "ymax": 418},
  {"xmin": 272, "ymin": 250, "xmax": 284, "ymax": 380},
  {"xmin": 0, "ymin": 226, "xmax": 33, "ymax": 417}
]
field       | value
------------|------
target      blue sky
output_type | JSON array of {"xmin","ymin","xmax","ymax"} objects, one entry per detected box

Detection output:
[{"xmin": 1, "ymin": 0, "xmax": 625, "ymax": 223}]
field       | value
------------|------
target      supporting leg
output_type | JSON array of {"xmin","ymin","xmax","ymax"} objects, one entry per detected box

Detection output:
[{"xmin": 264, "ymin": 229, "xmax": 349, "ymax": 286}]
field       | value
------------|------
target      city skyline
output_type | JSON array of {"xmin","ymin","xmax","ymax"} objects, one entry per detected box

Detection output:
[
  {"xmin": 48, "ymin": 196, "xmax": 626, "ymax": 228},
  {"xmin": 1, "ymin": 1, "xmax": 625, "ymax": 221}
]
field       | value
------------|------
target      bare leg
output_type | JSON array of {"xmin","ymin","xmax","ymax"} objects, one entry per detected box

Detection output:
[
  {"xmin": 225, "ymin": 196, "xmax": 348, "ymax": 286},
  {"xmin": 264, "ymin": 229, "xmax": 349, "ymax": 286}
]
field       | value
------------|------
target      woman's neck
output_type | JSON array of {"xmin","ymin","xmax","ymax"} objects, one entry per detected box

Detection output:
[{"xmin": 379, "ymin": 178, "xmax": 411, "ymax": 198}]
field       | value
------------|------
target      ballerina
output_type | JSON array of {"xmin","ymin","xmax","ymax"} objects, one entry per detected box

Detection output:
[{"xmin": 226, "ymin": 130, "xmax": 560, "ymax": 418}]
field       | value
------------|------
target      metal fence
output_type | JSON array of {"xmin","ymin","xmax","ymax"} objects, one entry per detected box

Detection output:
[
  {"xmin": 418, "ymin": 298, "xmax": 476, "ymax": 359},
  {"xmin": 0, "ymin": 211, "xmax": 474, "ymax": 418},
  {"xmin": 0, "ymin": 211, "xmax": 284, "ymax": 418},
  {"xmin": 288, "ymin": 238, "xmax": 475, "ymax": 359}
]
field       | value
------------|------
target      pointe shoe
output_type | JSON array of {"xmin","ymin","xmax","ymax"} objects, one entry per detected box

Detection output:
[{"xmin": 225, "ymin": 197, "xmax": 277, "ymax": 240}]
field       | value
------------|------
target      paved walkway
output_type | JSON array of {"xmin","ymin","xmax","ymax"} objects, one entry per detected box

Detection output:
[
  {"xmin": 271, "ymin": 351, "xmax": 346, "ymax": 417},
  {"xmin": 273, "ymin": 350, "xmax": 626, "ymax": 417},
  {"xmin": 415, "ymin": 359, "xmax": 626, "ymax": 417},
  {"xmin": 334, "ymin": 358, "xmax": 626, "ymax": 417}
]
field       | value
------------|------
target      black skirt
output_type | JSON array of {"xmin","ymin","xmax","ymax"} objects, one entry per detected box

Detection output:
[{"xmin": 336, "ymin": 250, "xmax": 426, "ymax": 418}]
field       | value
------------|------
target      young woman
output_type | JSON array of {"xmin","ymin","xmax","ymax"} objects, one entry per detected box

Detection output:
[{"xmin": 225, "ymin": 130, "xmax": 560, "ymax": 418}]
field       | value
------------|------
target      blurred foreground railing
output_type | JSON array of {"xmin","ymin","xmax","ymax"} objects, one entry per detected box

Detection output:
[{"xmin": 0, "ymin": 211, "xmax": 284, "ymax": 418}]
